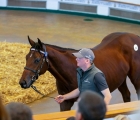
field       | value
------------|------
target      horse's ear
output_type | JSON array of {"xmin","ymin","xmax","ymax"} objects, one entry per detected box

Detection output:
[
  {"xmin": 28, "ymin": 36, "xmax": 35, "ymax": 47},
  {"xmin": 37, "ymin": 38, "xmax": 43, "ymax": 48}
]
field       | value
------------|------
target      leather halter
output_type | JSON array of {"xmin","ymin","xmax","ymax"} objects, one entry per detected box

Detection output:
[
  {"xmin": 24, "ymin": 45, "xmax": 49, "ymax": 84},
  {"xmin": 24, "ymin": 45, "xmax": 54, "ymax": 98}
]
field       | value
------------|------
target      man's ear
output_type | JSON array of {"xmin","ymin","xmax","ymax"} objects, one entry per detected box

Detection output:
[{"xmin": 85, "ymin": 58, "xmax": 90, "ymax": 63}]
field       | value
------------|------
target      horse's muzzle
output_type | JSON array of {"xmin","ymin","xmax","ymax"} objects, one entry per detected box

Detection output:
[{"xmin": 19, "ymin": 80, "xmax": 30, "ymax": 89}]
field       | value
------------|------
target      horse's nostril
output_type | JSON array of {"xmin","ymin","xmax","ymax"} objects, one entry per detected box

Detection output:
[
  {"xmin": 20, "ymin": 80, "xmax": 27, "ymax": 88},
  {"xmin": 23, "ymin": 84, "xmax": 27, "ymax": 88}
]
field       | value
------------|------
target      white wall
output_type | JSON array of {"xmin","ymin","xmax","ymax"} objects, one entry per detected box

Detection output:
[
  {"xmin": 59, "ymin": 0, "xmax": 140, "ymax": 15},
  {"xmin": 0, "ymin": 0, "xmax": 140, "ymax": 16},
  {"xmin": 0, "ymin": 0, "xmax": 7, "ymax": 7},
  {"xmin": 111, "ymin": 0, "xmax": 140, "ymax": 5},
  {"xmin": 46, "ymin": 0, "xmax": 59, "ymax": 10},
  {"xmin": 97, "ymin": 6, "xmax": 109, "ymax": 16}
]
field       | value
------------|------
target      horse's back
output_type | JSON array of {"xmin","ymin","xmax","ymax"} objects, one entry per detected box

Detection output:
[
  {"xmin": 102, "ymin": 32, "xmax": 140, "ymax": 63},
  {"xmin": 94, "ymin": 32, "xmax": 140, "ymax": 59},
  {"xmin": 94, "ymin": 32, "xmax": 140, "ymax": 49},
  {"xmin": 92, "ymin": 32, "xmax": 140, "ymax": 91}
]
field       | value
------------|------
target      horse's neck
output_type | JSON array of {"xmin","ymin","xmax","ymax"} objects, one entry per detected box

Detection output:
[{"xmin": 47, "ymin": 46, "xmax": 77, "ymax": 82}]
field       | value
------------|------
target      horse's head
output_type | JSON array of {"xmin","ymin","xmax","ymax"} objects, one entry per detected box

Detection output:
[{"xmin": 19, "ymin": 36, "xmax": 49, "ymax": 89}]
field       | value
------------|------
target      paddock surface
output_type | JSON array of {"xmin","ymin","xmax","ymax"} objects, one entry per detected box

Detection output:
[{"xmin": 0, "ymin": 10, "xmax": 140, "ymax": 114}]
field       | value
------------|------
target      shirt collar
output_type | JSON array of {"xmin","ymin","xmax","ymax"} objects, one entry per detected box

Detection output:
[{"xmin": 77, "ymin": 63, "xmax": 95, "ymax": 73}]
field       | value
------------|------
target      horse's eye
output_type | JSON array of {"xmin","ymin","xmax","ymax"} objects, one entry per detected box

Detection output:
[{"xmin": 34, "ymin": 58, "xmax": 40, "ymax": 63}]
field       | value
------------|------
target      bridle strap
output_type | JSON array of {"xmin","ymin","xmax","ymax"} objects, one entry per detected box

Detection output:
[
  {"xmin": 30, "ymin": 48, "xmax": 47, "ymax": 55},
  {"xmin": 24, "ymin": 66, "xmax": 37, "ymax": 73},
  {"xmin": 31, "ymin": 47, "xmax": 49, "ymax": 69},
  {"xmin": 24, "ymin": 47, "xmax": 49, "ymax": 74},
  {"xmin": 24, "ymin": 56, "xmax": 46, "ymax": 76},
  {"xmin": 24, "ymin": 46, "xmax": 52, "ymax": 97},
  {"xmin": 42, "ymin": 44, "xmax": 49, "ymax": 69}
]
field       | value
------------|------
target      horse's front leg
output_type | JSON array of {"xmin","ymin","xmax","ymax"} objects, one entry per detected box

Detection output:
[{"xmin": 60, "ymin": 100, "xmax": 74, "ymax": 111}]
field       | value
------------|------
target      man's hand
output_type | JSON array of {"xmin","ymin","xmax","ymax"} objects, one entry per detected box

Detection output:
[
  {"xmin": 55, "ymin": 95, "xmax": 65, "ymax": 104},
  {"xmin": 55, "ymin": 88, "xmax": 80, "ymax": 104}
]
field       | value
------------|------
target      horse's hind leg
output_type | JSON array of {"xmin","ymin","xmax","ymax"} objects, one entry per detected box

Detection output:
[
  {"xmin": 131, "ymin": 79, "xmax": 140, "ymax": 100},
  {"xmin": 60, "ymin": 100, "xmax": 74, "ymax": 111},
  {"xmin": 118, "ymin": 79, "xmax": 131, "ymax": 102}
]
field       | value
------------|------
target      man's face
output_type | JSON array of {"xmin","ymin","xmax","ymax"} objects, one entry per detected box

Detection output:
[{"xmin": 76, "ymin": 57, "xmax": 87, "ymax": 67}]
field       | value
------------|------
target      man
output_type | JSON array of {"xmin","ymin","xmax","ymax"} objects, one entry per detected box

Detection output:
[
  {"xmin": 75, "ymin": 90, "xmax": 107, "ymax": 120},
  {"xmin": 55, "ymin": 48, "xmax": 112, "ymax": 105},
  {"xmin": 5, "ymin": 102, "xmax": 33, "ymax": 120}
]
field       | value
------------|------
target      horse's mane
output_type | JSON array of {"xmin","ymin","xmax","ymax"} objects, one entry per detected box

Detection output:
[
  {"xmin": 32, "ymin": 41, "xmax": 78, "ymax": 52},
  {"xmin": 45, "ymin": 43, "xmax": 78, "ymax": 52}
]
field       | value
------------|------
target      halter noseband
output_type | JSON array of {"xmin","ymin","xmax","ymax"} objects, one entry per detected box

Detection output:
[
  {"xmin": 24, "ymin": 47, "xmax": 49, "ymax": 84},
  {"xmin": 24, "ymin": 46, "xmax": 54, "ymax": 98}
]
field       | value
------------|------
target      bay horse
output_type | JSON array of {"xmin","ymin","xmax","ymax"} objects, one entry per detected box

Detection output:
[{"xmin": 19, "ymin": 32, "xmax": 140, "ymax": 111}]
